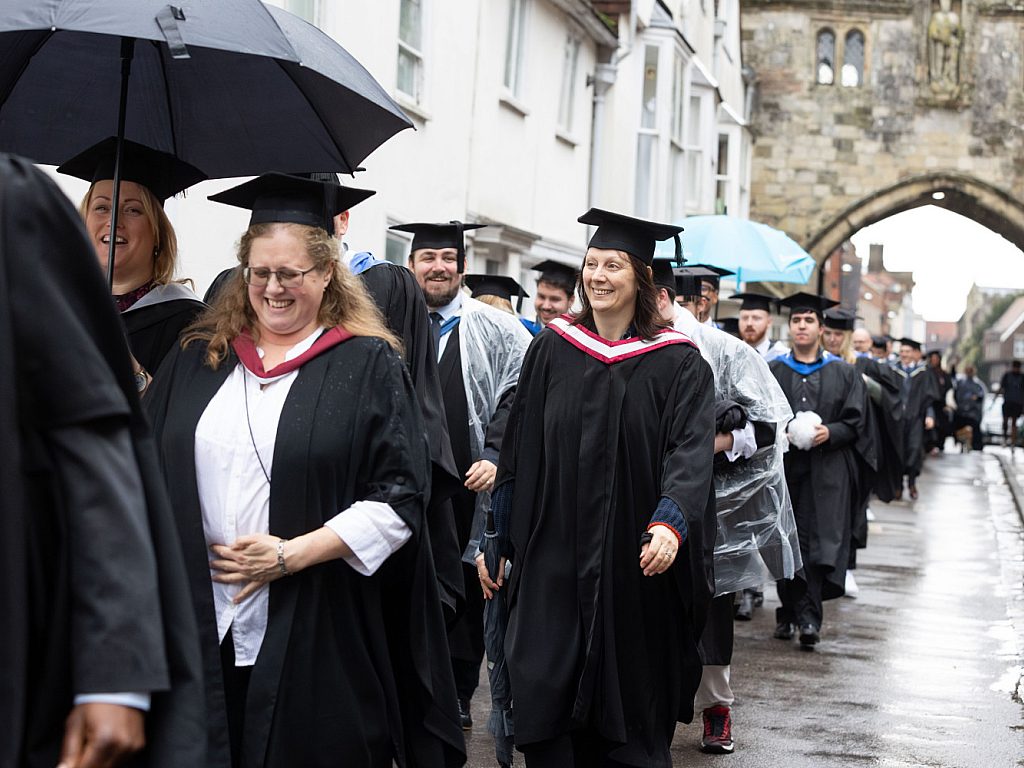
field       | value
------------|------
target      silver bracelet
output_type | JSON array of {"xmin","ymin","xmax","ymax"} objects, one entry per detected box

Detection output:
[{"xmin": 276, "ymin": 538, "xmax": 291, "ymax": 577}]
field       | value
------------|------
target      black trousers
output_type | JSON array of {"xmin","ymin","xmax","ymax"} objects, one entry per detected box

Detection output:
[
  {"xmin": 776, "ymin": 564, "xmax": 827, "ymax": 629},
  {"xmin": 220, "ymin": 629, "xmax": 252, "ymax": 768},
  {"xmin": 953, "ymin": 414, "xmax": 984, "ymax": 450}
]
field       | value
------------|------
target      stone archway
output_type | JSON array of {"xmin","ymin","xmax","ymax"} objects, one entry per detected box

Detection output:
[
  {"xmin": 741, "ymin": 0, "xmax": 1024, "ymax": 267},
  {"xmin": 806, "ymin": 172, "xmax": 1024, "ymax": 262}
]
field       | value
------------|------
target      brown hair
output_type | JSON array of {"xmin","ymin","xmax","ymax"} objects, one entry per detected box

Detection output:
[
  {"xmin": 79, "ymin": 181, "xmax": 179, "ymax": 285},
  {"xmin": 571, "ymin": 250, "xmax": 669, "ymax": 341},
  {"xmin": 183, "ymin": 223, "xmax": 401, "ymax": 368}
]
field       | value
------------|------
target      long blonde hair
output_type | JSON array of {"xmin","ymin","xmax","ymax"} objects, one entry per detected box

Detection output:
[
  {"xmin": 79, "ymin": 181, "xmax": 179, "ymax": 285},
  {"xmin": 183, "ymin": 222, "xmax": 401, "ymax": 368}
]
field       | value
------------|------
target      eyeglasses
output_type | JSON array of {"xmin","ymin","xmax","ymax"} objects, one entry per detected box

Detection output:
[{"xmin": 243, "ymin": 265, "xmax": 319, "ymax": 288}]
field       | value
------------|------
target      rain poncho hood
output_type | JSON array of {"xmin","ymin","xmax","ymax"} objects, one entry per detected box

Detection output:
[
  {"xmin": 675, "ymin": 305, "xmax": 801, "ymax": 594},
  {"xmin": 458, "ymin": 295, "xmax": 532, "ymax": 558}
]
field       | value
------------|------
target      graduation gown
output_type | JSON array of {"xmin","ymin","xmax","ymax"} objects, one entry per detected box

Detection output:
[
  {"xmin": 895, "ymin": 362, "xmax": 940, "ymax": 480},
  {"xmin": 0, "ymin": 154, "xmax": 205, "ymax": 768},
  {"xmin": 202, "ymin": 262, "xmax": 465, "ymax": 614},
  {"xmin": 496, "ymin": 324, "xmax": 716, "ymax": 765},
  {"xmin": 122, "ymin": 285, "xmax": 205, "ymax": 374},
  {"xmin": 145, "ymin": 337, "xmax": 465, "ymax": 768},
  {"xmin": 770, "ymin": 353, "xmax": 867, "ymax": 600},
  {"xmin": 355, "ymin": 259, "xmax": 464, "ymax": 613}
]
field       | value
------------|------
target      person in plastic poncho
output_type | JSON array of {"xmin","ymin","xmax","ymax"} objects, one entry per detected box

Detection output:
[
  {"xmin": 396, "ymin": 220, "xmax": 532, "ymax": 730},
  {"xmin": 653, "ymin": 262, "xmax": 800, "ymax": 756}
]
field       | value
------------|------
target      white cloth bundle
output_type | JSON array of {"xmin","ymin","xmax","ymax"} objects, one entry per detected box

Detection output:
[{"xmin": 788, "ymin": 411, "xmax": 823, "ymax": 450}]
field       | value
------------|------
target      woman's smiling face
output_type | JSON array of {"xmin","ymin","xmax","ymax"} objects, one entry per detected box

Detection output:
[{"xmin": 582, "ymin": 247, "xmax": 638, "ymax": 317}]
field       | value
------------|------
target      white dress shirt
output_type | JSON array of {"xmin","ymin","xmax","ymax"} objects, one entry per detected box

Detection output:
[{"xmin": 194, "ymin": 327, "xmax": 411, "ymax": 665}]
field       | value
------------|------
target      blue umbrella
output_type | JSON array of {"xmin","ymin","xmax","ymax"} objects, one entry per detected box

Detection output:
[{"xmin": 654, "ymin": 215, "xmax": 816, "ymax": 285}]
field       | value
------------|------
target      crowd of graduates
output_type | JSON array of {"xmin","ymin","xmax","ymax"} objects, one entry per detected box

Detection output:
[{"xmin": 1, "ymin": 142, "xmax": 971, "ymax": 768}]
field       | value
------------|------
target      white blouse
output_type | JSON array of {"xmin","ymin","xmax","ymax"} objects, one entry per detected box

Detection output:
[{"xmin": 194, "ymin": 328, "xmax": 411, "ymax": 666}]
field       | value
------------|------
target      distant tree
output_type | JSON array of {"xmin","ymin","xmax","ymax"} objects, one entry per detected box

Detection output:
[{"xmin": 958, "ymin": 291, "xmax": 1022, "ymax": 380}]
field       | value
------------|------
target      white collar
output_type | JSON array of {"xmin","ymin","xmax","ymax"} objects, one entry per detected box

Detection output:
[{"xmin": 431, "ymin": 291, "xmax": 463, "ymax": 322}]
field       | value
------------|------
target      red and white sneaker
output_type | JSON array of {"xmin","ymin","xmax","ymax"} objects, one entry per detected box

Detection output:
[{"xmin": 700, "ymin": 705, "xmax": 735, "ymax": 754}]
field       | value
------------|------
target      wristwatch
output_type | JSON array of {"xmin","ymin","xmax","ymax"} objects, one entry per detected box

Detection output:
[{"xmin": 134, "ymin": 369, "xmax": 150, "ymax": 393}]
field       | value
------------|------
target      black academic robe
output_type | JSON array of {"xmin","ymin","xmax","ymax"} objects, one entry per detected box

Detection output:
[
  {"xmin": 497, "ymin": 329, "xmax": 716, "ymax": 765},
  {"xmin": 770, "ymin": 355, "xmax": 866, "ymax": 600},
  {"xmin": 203, "ymin": 264, "xmax": 465, "ymax": 614},
  {"xmin": 124, "ymin": 297, "xmax": 205, "ymax": 374},
  {"xmin": 925, "ymin": 366, "xmax": 953, "ymax": 450},
  {"xmin": 0, "ymin": 154, "xmax": 205, "ymax": 768},
  {"xmin": 896, "ymin": 363, "xmax": 941, "ymax": 480},
  {"xmin": 438, "ymin": 324, "xmax": 515, "ymax": 663},
  {"xmin": 358, "ymin": 262, "xmax": 464, "ymax": 611},
  {"xmin": 145, "ymin": 336, "xmax": 464, "ymax": 768}
]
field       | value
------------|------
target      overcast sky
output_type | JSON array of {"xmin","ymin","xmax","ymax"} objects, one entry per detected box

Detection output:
[{"xmin": 850, "ymin": 205, "xmax": 1024, "ymax": 323}]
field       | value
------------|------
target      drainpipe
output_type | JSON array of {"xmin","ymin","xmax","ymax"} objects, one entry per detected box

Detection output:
[
  {"xmin": 588, "ymin": 62, "xmax": 617, "ymax": 208},
  {"xmin": 586, "ymin": 2, "xmax": 636, "ymax": 208}
]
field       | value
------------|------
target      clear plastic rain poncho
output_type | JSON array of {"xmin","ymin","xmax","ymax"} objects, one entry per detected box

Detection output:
[
  {"xmin": 459, "ymin": 296, "xmax": 532, "ymax": 561},
  {"xmin": 675, "ymin": 308, "xmax": 802, "ymax": 596}
]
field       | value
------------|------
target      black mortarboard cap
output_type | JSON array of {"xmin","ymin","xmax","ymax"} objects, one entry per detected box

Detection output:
[
  {"xmin": 778, "ymin": 292, "xmax": 839, "ymax": 317},
  {"xmin": 719, "ymin": 317, "xmax": 741, "ymax": 337},
  {"xmin": 730, "ymin": 292, "xmax": 776, "ymax": 313},
  {"xmin": 389, "ymin": 221, "xmax": 487, "ymax": 273},
  {"xmin": 532, "ymin": 259, "xmax": 577, "ymax": 292},
  {"xmin": 898, "ymin": 337, "xmax": 922, "ymax": 351},
  {"xmin": 299, "ymin": 171, "xmax": 377, "ymax": 213},
  {"xmin": 675, "ymin": 266, "xmax": 717, "ymax": 298},
  {"xmin": 688, "ymin": 263, "xmax": 734, "ymax": 290},
  {"xmin": 577, "ymin": 207, "xmax": 683, "ymax": 266},
  {"xmin": 464, "ymin": 274, "xmax": 529, "ymax": 312},
  {"xmin": 823, "ymin": 308, "xmax": 859, "ymax": 331},
  {"xmin": 651, "ymin": 259, "xmax": 677, "ymax": 292},
  {"xmin": 208, "ymin": 172, "xmax": 374, "ymax": 234},
  {"xmin": 57, "ymin": 136, "xmax": 207, "ymax": 203},
  {"xmin": 871, "ymin": 335, "xmax": 889, "ymax": 349}
]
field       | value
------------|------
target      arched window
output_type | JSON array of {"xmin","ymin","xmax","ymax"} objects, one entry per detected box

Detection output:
[
  {"xmin": 816, "ymin": 29, "xmax": 835, "ymax": 85},
  {"xmin": 842, "ymin": 29, "xmax": 865, "ymax": 87}
]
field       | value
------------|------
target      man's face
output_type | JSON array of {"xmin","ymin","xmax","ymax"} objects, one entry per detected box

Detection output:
[
  {"xmin": 851, "ymin": 329, "xmax": 872, "ymax": 353},
  {"xmin": 899, "ymin": 345, "xmax": 918, "ymax": 366},
  {"xmin": 676, "ymin": 294, "xmax": 709, "ymax": 322},
  {"xmin": 701, "ymin": 281, "xmax": 719, "ymax": 307},
  {"xmin": 534, "ymin": 280, "xmax": 573, "ymax": 326},
  {"xmin": 789, "ymin": 311, "xmax": 822, "ymax": 349},
  {"xmin": 410, "ymin": 247, "xmax": 461, "ymax": 308},
  {"xmin": 965, "ymin": 365, "xmax": 976, "ymax": 378},
  {"xmin": 739, "ymin": 309, "xmax": 770, "ymax": 345}
]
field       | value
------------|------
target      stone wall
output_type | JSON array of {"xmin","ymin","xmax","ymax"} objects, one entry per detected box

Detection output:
[{"xmin": 742, "ymin": 0, "xmax": 1024, "ymax": 259}]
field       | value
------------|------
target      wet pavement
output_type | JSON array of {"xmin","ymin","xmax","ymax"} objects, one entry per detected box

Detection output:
[{"xmin": 462, "ymin": 451, "xmax": 1024, "ymax": 767}]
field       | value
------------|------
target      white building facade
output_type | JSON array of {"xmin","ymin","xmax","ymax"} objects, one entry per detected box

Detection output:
[{"xmin": 49, "ymin": 1, "xmax": 754, "ymax": 313}]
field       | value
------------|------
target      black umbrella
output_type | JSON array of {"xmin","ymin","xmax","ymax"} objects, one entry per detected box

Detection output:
[{"xmin": 0, "ymin": 0, "xmax": 412, "ymax": 282}]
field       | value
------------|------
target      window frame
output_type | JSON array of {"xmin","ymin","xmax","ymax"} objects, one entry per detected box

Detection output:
[
  {"xmin": 841, "ymin": 28, "xmax": 866, "ymax": 88},
  {"xmin": 396, "ymin": 0, "xmax": 427, "ymax": 107},
  {"xmin": 557, "ymin": 31, "xmax": 582, "ymax": 134},
  {"xmin": 815, "ymin": 27, "xmax": 836, "ymax": 86},
  {"xmin": 503, "ymin": 0, "xmax": 530, "ymax": 100}
]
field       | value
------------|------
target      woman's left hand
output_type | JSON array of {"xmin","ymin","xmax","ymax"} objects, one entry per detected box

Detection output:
[
  {"xmin": 211, "ymin": 534, "xmax": 291, "ymax": 603},
  {"xmin": 639, "ymin": 524, "xmax": 678, "ymax": 576}
]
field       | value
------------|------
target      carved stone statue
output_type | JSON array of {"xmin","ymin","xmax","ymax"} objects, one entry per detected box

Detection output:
[{"xmin": 928, "ymin": 0, "xmax": 962, "ymax": 92}]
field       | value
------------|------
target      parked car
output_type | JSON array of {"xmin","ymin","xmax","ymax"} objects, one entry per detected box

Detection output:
[{"xmin": 980, "ymin": 393, "xmax": 1024, "ymax": 445}]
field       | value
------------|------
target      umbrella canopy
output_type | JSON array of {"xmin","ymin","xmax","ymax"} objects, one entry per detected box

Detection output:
[
  {"xmin": 654, "ymin": 215, "xmax": 816, "ymax": 285},
  {"xmin": 0, "ymin": 0, "xmax": 412, "ymax": 176}
]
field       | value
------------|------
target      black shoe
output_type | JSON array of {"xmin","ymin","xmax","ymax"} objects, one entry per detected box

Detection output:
[
  {"xmin": 458, "ymin": 698, "xmax": 472, "ymax": 730},
  {"xmin": 734, "ymin": 591, "xmax": 754, "ymax": 621},
  {"xmin": 798, "ymin": 624, "xmax": 820, "ymax": 648},
  {"xmin": 773, "ymin": 621, "xmax": 795, "ymax": 640},
  {"xmin": 909, "ymin": 484, "xmax": 919, "ymax": 501}
]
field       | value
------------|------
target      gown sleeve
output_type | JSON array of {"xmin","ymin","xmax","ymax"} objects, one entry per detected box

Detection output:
[
  {"xmin": 659, "ymin": 352, "xmax": 717, "ymax": 527},
  {"xmin": 824, "ymin": 366, "xmax": 867, "ymax": 449}
]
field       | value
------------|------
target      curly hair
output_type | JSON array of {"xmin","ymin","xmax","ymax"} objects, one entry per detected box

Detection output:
[
  {"xmin": 183, "ymin": 223, "xmax": 401, "ymax": 369},
  {"xmin": 79, "ymin": 181, "xmax": 179, "ymax": 285},
  {"xmin": 571, "ymin": 250, "xmax": 670, "ymax": 341}
]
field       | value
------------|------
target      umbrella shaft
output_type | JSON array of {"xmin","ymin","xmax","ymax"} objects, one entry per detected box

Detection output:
[{"xmin": 106, "ymin": 38, "xmax": 136, "ymax": 288}]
